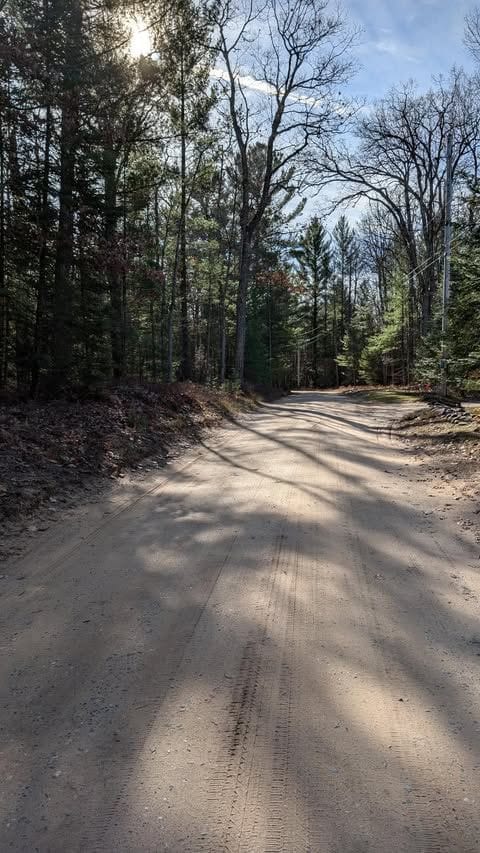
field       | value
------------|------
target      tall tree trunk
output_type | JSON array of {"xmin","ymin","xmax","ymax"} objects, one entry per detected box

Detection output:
[
  {"xmin": 52, "ymin": 103, "xmax": 77, "ymax": 390},
  {"xmin": 104, "ymin": 144, "xmax": 124, "ymax": 378},
  {"xmin": 420, "ymin": 265, "xmax": 438, "ymax": 335},
  {"xmin": 0, "ymin": 109, "xmax": 7, "ymax": 388},
  {"xmin": 121, "ymin": 164, "xmax": 128, "ymax": 374},
  {"xmin": 167, "ymin": 309, "xmax": 174, "ymax": 382},
  {"xmin": 51, "ymin": 0, "xmax": 81, "ymax": 392},
  {"xmin": 205, "ymin": 269, "xmax": 212, "ymax": 382},
  {"xmin": 333, "ymin": 288, "xmax": 339, "ymax": 385},
  {"xmin": 178, "ymin": 53, "xmax": 191, "ymax": 380},
  {"xmin": 268, "ymin": 284, "xmax": 272, "ymax": 385},
  {"xmin": 159, "ymin": 199, "xmax": 173, "ymax": 376},
  {"xmin": 323, "ymin": 288, "xmax": 328, "ymax": 358},
  {"xmin": 219, "ymin": 185, "xmax": 236, "ymax": 386},
  {"xmin": 31, "ymin": 102, "xmax": 52, "ymax": 396},
  {"xmin": 219, "ymin": 303, "xmax": 227, "ymax": 384},
  {"xmin": 154, "ymin": 187, "xmax": 164, "ymax": 379},
  {"xmin": 312, "ymin": 265, "xmax": 318, "ymax": 386},
  {"xmin": 234, "ymin": 222, "xmax": 251, "ymax": 384},
  {"xmin": 339, "ymin": 256, "xmax": 345, "ymax": 342},
  {"xmin": 219, "ymin": 240, "xmax": 233, "ymax": 387},
  {"xmin": 347, "ymin": 262, "xmax": 352, "ymax": 325},
  {"xmin": 166, "ymin": 230, "xmax": 181, "ymax": 382},
  {"xmin": 408, "ymin": 269, "xmax": 416, "ymax": 372},
  {"xmin": 78, "ymin": 224, "xmax": 92, "ymax": 380},
  {"xmin": 150, "ymin": 298, "xmax": 156, "ymax": 379},
  {"xmin": 31, "ymin": 0, "xmax": 52, "ymax": 395}
]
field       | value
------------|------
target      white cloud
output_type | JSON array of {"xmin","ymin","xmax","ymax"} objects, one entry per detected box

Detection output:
[
  {"xmin": 210, "ymin": 67, "xmax": 321, "ymax": 107},
  {"xmin": 372, "ymin": 38, "xmax": 419, "ymax": 64},
  {"xmin": 210, "ymin": 67, "xmax": 274, "ymax": 96}
]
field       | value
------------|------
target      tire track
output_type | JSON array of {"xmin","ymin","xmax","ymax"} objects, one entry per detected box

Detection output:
[
  {"xmin": 202, "ymin": 417, "xmax": 331, "ymax": 853},
  {"xmin": 203, "ymin": 535, "xmax": 296, "ymax": 850},
  {"xmin": 200, "ymin": 482, "xmax": 307, "ymax": 851},
  {"xmin": 92, "ymin": 433, "xmax": 302, "ymax": 853}
]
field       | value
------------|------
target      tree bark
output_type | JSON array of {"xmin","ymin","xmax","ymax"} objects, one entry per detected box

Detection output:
[
  {"xmin": 103, "ymin": 144, "xmax": 124, "ymax": 379},
  {"xmin": 234, "ymin": 223, "xmax": 252, "ymax": 384},
  {"xmin": 333, "ymin": 288, "xmax": 339, "ymax": 386},
  {"xmin": 52, "ymin": 101, "xmax": 77, "ymax": 390},
  {"xmin": 31, "ymin": 0, "xmax": 52, "ymax": 395},
  {"xmin": 312, "ymin": 260, "xmax": 318, "ymax": 386},
  {"xmin": 166, "ymin": 230, "xmax": 181, "ymax": 382},
  {"xmin": 0, "ymin": 109, "xmax": 7, "ymax": 388},
  {"xmin": 51, "ymin": 0, "xmax": 81, "ymax": 392},
  {"xmin": 178, "ymin": 52, "xmax": 191, "ymax": 380},
  {"xmin": 219, "ymin": 183, "xmax": 236, "ymax": 385},
  {"xmin": 31, "ymin": 101, "xmax": 51, "ymax": 396}
]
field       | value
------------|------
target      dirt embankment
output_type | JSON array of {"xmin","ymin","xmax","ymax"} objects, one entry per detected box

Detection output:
[
  {"xmin": 0, "ymin": 382, "xmax": 257, "ymax": 549},
  {"xmin": 392, "ymin": 402, "xmax": 480, "ymax": 541},
  {"xmin": 341, "ymin": 387, "xmax": 480, "ymax": 539}
]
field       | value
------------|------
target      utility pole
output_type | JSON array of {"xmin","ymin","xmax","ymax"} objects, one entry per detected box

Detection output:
[
  {"xmin": 296, "ymin": 344, "xmax": 301, "ymax": 388},
  {"xmin": 441, "ymin": 131, "xmax": 453, "ymax": 397}
]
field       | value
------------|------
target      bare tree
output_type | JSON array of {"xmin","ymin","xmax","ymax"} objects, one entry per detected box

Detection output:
[
  {"xmin": 313, "ymin": 71, "xmax": 480, "ymax": 340},
  {"xmin": 208, "ymin": 0, "xmax": 354, "ymax": 382},
  {"xmin": 465, "ymin": 7, "xmax": 480, "ymax": 61},
  {"xmin": 359, "ymin": 205, "xmax": 396, "ymax": 320}
]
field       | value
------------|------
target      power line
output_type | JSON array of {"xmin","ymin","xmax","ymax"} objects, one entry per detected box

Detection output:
[{"xmin": 274, "ymin": 220, "xmax": 476, "ymax": 360}]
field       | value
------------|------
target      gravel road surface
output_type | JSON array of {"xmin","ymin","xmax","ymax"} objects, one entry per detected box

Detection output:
[{"xmin": 1, "ymin": 392, "xmax": 480, "ymax": 852}]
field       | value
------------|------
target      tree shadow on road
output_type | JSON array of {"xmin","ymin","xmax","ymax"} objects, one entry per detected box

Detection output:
[{"xmin": 2, "ymin": 392, "xmax": 480, "ymax": 851}]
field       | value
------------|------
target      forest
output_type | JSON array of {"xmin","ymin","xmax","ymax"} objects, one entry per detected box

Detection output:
[{"xmin": 1, "ymin": 0, "xmax": 480, "ymax": 397}]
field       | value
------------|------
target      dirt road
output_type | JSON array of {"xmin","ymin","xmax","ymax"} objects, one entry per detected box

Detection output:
[{"xmin": 2, "ymin": 392, "xmax": 480, "ymax": 852}]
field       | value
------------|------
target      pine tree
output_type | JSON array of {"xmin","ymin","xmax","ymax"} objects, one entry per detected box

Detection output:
[
  {"xmin": 292, "ymin": 217, "xmax": 331, "ymax": 385},
  {"xmin": 158, "ymin": 0, "xmax": 214, "ymax": 380}
]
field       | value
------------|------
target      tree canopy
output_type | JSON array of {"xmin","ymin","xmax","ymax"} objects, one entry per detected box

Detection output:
[{"xmin": 1, "ymin": 0, "xmax": 479, "ymax": 396}]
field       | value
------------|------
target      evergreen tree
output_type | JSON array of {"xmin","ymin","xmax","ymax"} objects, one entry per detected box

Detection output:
[{"xmin": 292, "ymin": 217, "xmax": 331, "ymax": 385}]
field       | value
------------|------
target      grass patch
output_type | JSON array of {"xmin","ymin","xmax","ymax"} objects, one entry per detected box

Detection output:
[
  {"xmin": 367, "ymin": 390, "xmax": 421, "ymax": 404},
  {"xmin": 346, "ymin": 388, "xmax": 422, "ymax": 404}
]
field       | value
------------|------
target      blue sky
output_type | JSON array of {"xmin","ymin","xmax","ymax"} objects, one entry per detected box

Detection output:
[{"xmin": 347, "ymin": 0, "xmax": 475, "ymax": 101}]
